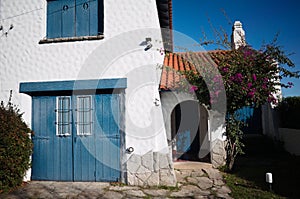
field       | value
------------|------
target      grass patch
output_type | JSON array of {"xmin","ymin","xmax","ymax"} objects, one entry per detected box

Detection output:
[
  {"xmin": 224, "ymin": 135, "xmax": 300, "ymax": 199},
  {"xmin": 224, "ymin": 172, "xmax": 284, "ymax": 199},
  {"xmin": 110, "ymin": 182, "xmax": 126, "ymax": 186},
  {"xmin": 156, "ymin": 185, "xmax": 179, "ymax": 191}
]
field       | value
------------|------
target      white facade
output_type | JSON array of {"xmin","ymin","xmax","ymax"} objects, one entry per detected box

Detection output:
[{"xmin": 0, "ymin": 0, "xmax": 174, "ymax": 185}]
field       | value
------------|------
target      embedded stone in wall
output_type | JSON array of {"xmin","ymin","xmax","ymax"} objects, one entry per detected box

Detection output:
[
  {"xmin": 141, "ymin": 151, "xmax": 154, "ymax": 171},
  {"xmin": 126, "ymin": 151, "xmax": 176, "ymax": 186},
  {"xmin": 127, "ymin": 153, "xmax": 142, "ymax": 173},
  {"xmin": 210, "ymin": 139, "xmax": 226, "ymax": 168},
  {"xmin": 155, "ymin": 152, "xmax": 172, "ymax": 169},
  {"xmin": 145, "ymin": 171, "xmax": 160, "ymax": 186},
  {"xmin": 159, "ymin": 168, "xmax": 176, "ymax": 186}
]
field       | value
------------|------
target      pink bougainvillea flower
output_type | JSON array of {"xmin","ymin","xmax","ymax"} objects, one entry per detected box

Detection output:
[
  {"xmin": 247, "ymin": 82, "xmax": 252, "ymax": 88},
  {"xmin": 214, "ymin": 90, "xmax": 221, "ymax": 97},
  {"xmin": 222, "ymin": 67, "xmax": 229, "ymax": 73},
  {"xmin": 247, "ymin": 91, "xmax": 255, "ymax": 98},
  {"xmin": 159, "ymin": 48, "xmax": 165, "ymax": 55},
  {"xmin": 213, "ymin": 76, "xmax": 218, "ymax": 82},
  {"xmin": 234, "ymin": 73, "xmax": 243, "ymax": 83},
  {"xmin": 189, "ymin": 85, "xmax": 198, "ymax": 93},
  {"xmin": 247, "ymin": 88, "xmax": 256, "ymax": 98},
  {"xmin": 229, "ymin": 76, "xmax": 233, "ymax": 80},
  {"xmin": 267, "ymin": 96, "xmax": 273, "ymax": 103},
  {"xmin": 267, "ymin": 95, "xmax": 277, "ymax": 104},
  {"xmin": 243, "ymin": 49, "xmax": 253, "ymax": 58},
  {"xmin": 213, "ymin": 75, "xmax": 223, "ymax": 83},
  {"xmin": 252, "ymin": 74, "xmax": 257, "ymax": 81},
  {"xmin": 287, "ymin": 82, "xmax": 294, "ymax": 88}
]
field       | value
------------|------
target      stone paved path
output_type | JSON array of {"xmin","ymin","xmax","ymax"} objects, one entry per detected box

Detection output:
[{"xmin": 1, "ymin": 162, "xmax": 232, "ymax": 199}]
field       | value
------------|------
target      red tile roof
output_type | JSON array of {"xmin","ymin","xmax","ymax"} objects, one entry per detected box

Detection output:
[{"xmin": 159, "ymin": 50, "xmax": 230, "ymax": 90}]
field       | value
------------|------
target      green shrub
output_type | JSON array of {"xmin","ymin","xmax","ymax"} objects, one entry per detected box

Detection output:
[
  {"xmin": 277, "ymin": 96, "xmax": 300, "ymax": 129},
  {"xmin": 0, "ymin": 93, "xmax": 33, "ymax": 193}
]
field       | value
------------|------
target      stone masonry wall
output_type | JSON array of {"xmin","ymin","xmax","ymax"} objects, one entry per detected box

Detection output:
[
  {"xmin": 208, "ymin": 110, "xmax": 227, "ymax": 168},
  {"xmin": 126, "ymin": 151, "xmax": 177, "ymax": 186},
  {"xmin": 210, "ymin": 139, "xmax": 226, "ymax": 168}
]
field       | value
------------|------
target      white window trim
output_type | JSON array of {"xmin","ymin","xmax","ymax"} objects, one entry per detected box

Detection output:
[
  {"xmin": 76, "ymin": 95, "xmax": 93, "ymax": 136},
  {"xmin": 56, "ymin": 96, "xmax": 72, "ymax": 136}
]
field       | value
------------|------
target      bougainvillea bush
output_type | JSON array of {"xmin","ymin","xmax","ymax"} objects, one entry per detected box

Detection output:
[
  {"xmin": 178, "ymin": 41, "xmax": 299, "ymax": 170},
  {"xmin": 0, "ymin": 93, "xmax": 33, "ymax": 192}
]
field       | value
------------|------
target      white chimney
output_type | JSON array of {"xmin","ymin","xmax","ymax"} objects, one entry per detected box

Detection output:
[{"xmin": 231, "ymin": 21, "xmax": 246, "ymax": 50}]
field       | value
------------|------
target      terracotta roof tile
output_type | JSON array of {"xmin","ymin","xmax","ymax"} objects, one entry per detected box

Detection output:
[{"xmin": 159, "ymin": 50, "xmax": 230, "ymax": 90}]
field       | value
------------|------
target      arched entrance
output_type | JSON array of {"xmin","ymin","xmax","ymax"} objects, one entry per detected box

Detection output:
[{"xmin": 171, "ymin": 100, "xmax": 210, "ymax": 162}]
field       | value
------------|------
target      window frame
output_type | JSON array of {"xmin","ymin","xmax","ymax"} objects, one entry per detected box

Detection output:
[
  {"xmin": 42, "ymin": 0, "xmax": 104, "ymax": 43},
  {"xmin": 76, "ymin": 95, "xmax": 93, "ymax": 136},
  {"xmin": 56, "ymin": 96, "xmax": 72, "ymax": 136}
]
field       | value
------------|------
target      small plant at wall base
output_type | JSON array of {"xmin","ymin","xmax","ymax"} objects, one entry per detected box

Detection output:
[
  {"xmin": 0, "ymin": 91, "xmax": 33, "ymax": 193},
  {"xmin": 178, "ymin": 36, "xmax": 299, "ymax": 170}
]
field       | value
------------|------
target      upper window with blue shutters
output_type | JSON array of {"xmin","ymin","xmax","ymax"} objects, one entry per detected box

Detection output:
[{"xmin": 46, "ymin": 0, "xmax": 104, "ymax": 39}]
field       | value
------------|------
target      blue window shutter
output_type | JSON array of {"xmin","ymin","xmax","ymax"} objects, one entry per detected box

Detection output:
[
  {"xmin": 89, "ymin": 0, "xmax": 99, "ymax": 35},
  {"xmin": 97, "ymin": 0, "xmax": 104, "ymax": 35},
  {"xmin": 76, "ymin": 0, "xmax": 90, "ymax": 36},
  {"xmin": 61, "ymin": 0, "xmax": 75, "ymax": 37},
  {"xmin": 47, "ymin": 0, "xmax": 62, "ymax": 38}
]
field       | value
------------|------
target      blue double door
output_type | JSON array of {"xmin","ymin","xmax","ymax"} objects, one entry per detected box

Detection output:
[
  {"xmin": 235, "ymin": 106, "xmax": 262, "ymax": 134},
  {"xmin": 31, "ymin": 94, "xmax": 121, "ymax": 182}
]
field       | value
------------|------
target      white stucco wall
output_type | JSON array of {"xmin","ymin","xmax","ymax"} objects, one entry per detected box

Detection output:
[{"xmin": 0, "ymin": 0, "xmax": 169, "ymax": 180}]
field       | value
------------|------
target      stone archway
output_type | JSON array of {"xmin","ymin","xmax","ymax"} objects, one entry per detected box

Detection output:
[{"xmin": 170, "ymin": 100, "xmax": 210, "ymax": 162}]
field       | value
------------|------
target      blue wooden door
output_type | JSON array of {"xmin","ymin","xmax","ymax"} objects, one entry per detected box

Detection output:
[
  {"xmin": 73, "ymin": 94, "xmax": 121, "ymax": 182},
  {"xmin": 73, "ymin": 95, "xmax": 96, "ymax": 181},
  {"xmin": 94, "ymin": 94, "xmax": 121, "ymax": 181},
  {"xmin": 235, "ymin": 106, "xmax": 262, "ymax": 134},
  {"xmin": 31, "ymin": 96, "xmax": 73, "ymax": 181},
  {"xmin": 31, "ymin": 94, "xmax": 121, "ymax": 182}
]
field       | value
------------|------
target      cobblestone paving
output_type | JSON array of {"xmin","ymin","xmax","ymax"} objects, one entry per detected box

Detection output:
[{"xmin": 1, "ymin": 162, "xmax": 232, "ymax": 199}]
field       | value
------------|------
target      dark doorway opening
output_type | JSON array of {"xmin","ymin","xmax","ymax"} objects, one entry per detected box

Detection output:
[{"xmin": 171, "ymin": 101, "xmax": 210, "ymax": 163}]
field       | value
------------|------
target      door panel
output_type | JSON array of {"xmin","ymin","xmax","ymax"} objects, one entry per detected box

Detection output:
[
  {"xmin": 32, "ymin": 96, "xmax": 73, "ymax": 181},
  {"xmin": 73, "ymin": 135, "xmax": 96, "ymax": 181},
  {"xmin": 94, "ymin": 94, "xmax": 120, "ymax": 181},
  {"xmin": 73, "ymin": 95, "xmax": 96, "ymax": 181}
]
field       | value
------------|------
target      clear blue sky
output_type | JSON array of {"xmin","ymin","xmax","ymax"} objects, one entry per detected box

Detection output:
[{"xmin": 172, "ymin": 0, "xmax": 300, "ymax": 97}]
